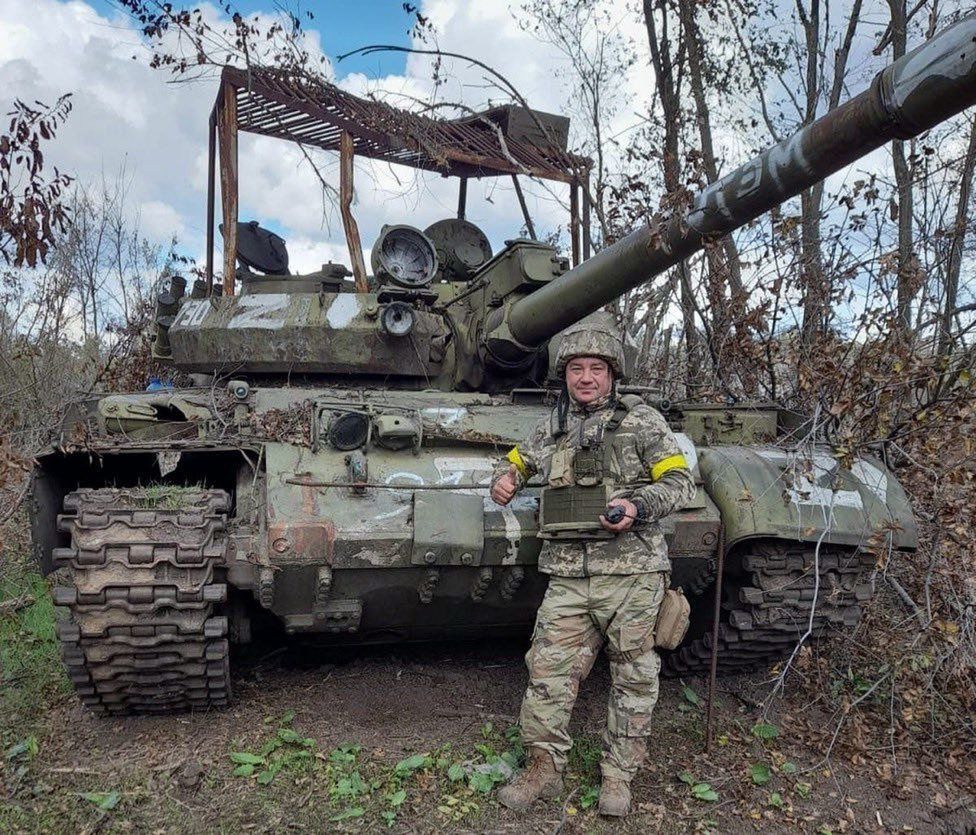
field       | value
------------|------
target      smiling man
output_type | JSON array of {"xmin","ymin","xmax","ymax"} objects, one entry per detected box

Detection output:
[{"xmin": 490, "ymin": 312, "xmax": 696, "ymax": 817}]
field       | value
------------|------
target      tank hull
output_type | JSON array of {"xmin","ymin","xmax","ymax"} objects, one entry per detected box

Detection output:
[{"xmin": 32, "ymin": 387, "xmax": 913, "ymax": 686}]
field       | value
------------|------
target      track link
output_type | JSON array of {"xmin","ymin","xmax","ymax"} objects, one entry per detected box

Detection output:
[
  {"xmin": 53, "ymin": 487, "xmax": 232, "ymax": 716},
  {"xmin": 664, "ymin": 541, "xmax": 875, "ymax": 677}
]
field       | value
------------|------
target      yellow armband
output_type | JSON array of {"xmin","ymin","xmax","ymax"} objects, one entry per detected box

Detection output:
[
  {"xmin": 506, "ymin": 446, "xmax": 528, "ymax": 478},
  {"xmin": 651, "ymin": 454, "xmax": 688, "ymax": 482}
]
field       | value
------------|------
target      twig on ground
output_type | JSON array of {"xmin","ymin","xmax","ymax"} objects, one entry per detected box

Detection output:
[
  {"xmin": 0, "ymin": 594, "xmax": 35, "ymax": 615},
  {"xmin": 885, "ymin": 575, "xmax": 925, "ymax": 621},
  {"xmin": 551, "ymin": 786, "xmax": 579, "ymax": 835},
  {"xmin": 815, "ymin": 669, "xmax": 892, "ymax": 768}
]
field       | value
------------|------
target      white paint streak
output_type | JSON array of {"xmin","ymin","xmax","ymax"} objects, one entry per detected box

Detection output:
[
  {"xmin": 850, "ymin": 459, "xmax": 889, "ymax": 503},
  {"xmin": 500, "ymin": 506, "xmax": 521, "ymax": 565},
  {"xmin": 755, "ymin": 448, "xmax": 864, "ymax": 510},
  {"xmin": 326, "ymin": 294, "xmax": 360, "ymax": 328},
  {"xmin": 228, "ymin": 293, "xmax": 291, "ymax": 329},
  {"xmin": 349, "ymin": 546, "xmax": 401, "ymax": 566},
  {"xmin": 674, "ymin": 433, "xmax": 699, "ymax": 475},
  {"xmin": 421, "ymin": 406, "xmax": 469, "ymax": 426},
  {"xmin": 374, "ymin": 504, "xmax": 410, "ymax": 522},
  {"xmin": 171, "ymin": 300, "xmax": 209, "ymax": 329},
  {"xmin": 385, "ymin": 471, "xmax": 424, "ymax": 485},
  {"xmin": 433, "ymin": 456, "xmax": 495, "ymax": 479}
]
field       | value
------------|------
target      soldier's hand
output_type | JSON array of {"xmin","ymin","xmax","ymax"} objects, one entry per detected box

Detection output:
[
  {"xmin": 600, "ymin": 498, "xmax": 637, "ymax": 532},
  {"xmin": 491, "ymin": 465, "xmax": 518, "ymax": 506}
]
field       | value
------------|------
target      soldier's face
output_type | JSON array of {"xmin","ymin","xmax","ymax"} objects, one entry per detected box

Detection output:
[{"xmin": 565, "ymin": 357, "xmax": 612, "ymax": 405}]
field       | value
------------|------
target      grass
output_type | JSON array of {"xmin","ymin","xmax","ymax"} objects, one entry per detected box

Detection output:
[
  {"xmin": 217, "ymin": 716, "xmax": 524, "ymax": 830},
  {"xmin": 567, "ymin": 733, "xmax": 603, "ymax": 809},
  {"xmin": 0, "ymin": 532, "xmax": 70, "ymax": 751},
  {"xmin": 134, "ymin": 483, "xmax": 204, "ymax": 509},
  {"xmin": 0, "ymin": 518, "xmax": 73, "ymax": 831}
]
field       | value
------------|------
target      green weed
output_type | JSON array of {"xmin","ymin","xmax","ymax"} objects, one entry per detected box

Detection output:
[
  {"xmin": 568, "ymin": 734, "xmax": 602, "ymax": 783},
  {"xmin": 0, "ymin": 567, "xmax": 69, "ymax": 749},
  {"xmin": 135, "ymin": 483, "xmax": 201, "ymax": 509},
  {"xmin": 229, "ymin": 712, "xmax": 316, "ymax": 785}
]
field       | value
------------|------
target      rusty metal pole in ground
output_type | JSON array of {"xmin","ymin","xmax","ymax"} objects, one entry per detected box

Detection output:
[{"xmin": 704, "ymin": 527, "xmax": 725, "ymax": 752}]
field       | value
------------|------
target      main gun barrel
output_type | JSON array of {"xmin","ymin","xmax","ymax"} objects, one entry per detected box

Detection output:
[{"xmin": 505, "ymin": 13, "xmax": 976, "ymax": 348}]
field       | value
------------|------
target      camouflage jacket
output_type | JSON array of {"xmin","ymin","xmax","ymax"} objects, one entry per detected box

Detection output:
[{"xmin": 492, "ymin": 395, "xmax": 696, "ymax": 576}]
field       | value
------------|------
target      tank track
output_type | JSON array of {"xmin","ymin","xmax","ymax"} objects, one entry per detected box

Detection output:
[
  {"xmin": 664, "ymin": 541, "xmax": 875, "ymax": 677},
  {"xmin": 52, "ymin": 487, "xmax": 232, "ymax": 716}
]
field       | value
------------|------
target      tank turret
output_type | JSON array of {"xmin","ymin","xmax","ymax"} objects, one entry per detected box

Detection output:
[{"xmin": 156, "ymin": 13, "xmax": 976, "ymax": 393}]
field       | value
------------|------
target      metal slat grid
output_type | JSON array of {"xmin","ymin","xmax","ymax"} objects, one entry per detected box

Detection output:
[{"xmin": 222, "ymin": 66, "xmax": 585, "ymax": 183}]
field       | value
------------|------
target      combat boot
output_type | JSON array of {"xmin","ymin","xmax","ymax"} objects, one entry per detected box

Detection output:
[
  {"xmin": 598, "ymin": 777, "xmax": 631, "ymax": 817},
  {"xmin": 497, "ymin": 749, "xmax": 563, "ymax": 811}
]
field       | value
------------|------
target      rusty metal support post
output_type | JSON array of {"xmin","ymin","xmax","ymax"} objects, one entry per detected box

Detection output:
[
  {"xmin": 582, "ymin": 169, "xmax": 592, "ymax": 260},
  {"xmin": 457, "ymin": 177, "xmax": 468, "ymax": 220},
  {"xmin": 340, "ymin": 131, "xmax": 370, "ymax": 293},
  {"xmin": 218, "ymin": 82, "xmax": 239, "ymax": 297},
  {"xmin": 704, "ymin": 527, "xmax": 726, "ymax": 752},
  {"xmin": 570, "ymin": 180, "xmax": 580, "ymax": 267},
  {"xmin": 205, "ymin": 107, "xmax": 217, "ymax": 294},
  {"xmin": 511, "ymin": 175, "xmax": 536, "ymax": 239}
]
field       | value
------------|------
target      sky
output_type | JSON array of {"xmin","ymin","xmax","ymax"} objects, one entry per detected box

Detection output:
[
  {"xmin": 0, "ymin": 0, "xmax": 602, "ymax": 275},
  {"xmin": 2, "ymin": 0, "xmax": 970, "ymax": 329}
]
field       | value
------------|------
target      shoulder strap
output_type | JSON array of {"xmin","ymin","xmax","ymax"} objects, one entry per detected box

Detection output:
[{"xmin": 605, "ymin": 394, "xmax": 640, "ymax": 433}]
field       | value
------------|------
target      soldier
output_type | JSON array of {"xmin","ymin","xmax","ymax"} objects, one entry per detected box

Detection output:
[{"xmin": 490, "ymin": 312, "xmax": 696, "ymax": 817}]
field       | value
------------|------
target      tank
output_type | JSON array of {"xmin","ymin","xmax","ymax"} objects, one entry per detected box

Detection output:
[{"xmin": 30, "ymin": 14, "xmax": 976, "ymax": 714}]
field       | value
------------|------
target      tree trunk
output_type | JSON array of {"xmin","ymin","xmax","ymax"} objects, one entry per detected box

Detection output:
[
  {"xmin": 677, "ymin": 0, "xmax": 745, "ymax": 323},
  {"xmin": 939, "ymin": 116, "xmax": 976, "ymax": 357},
  {"xmin": 798, "ymin": 0, "xmax": 825, "ymax": 349},
  {"xmin": 797, "ymin": 0, "xmax": 862, "ymax": 348},
  {"xmin": 887, "ymin": 0, "xmax": 915, "ymax": 335},
  {"xmin": 643, "ymin": 0, "xmax": 700, "ymax": 388}
]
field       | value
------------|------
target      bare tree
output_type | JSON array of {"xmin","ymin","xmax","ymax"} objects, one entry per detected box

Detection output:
[
  {"xmin": 886, "ymin": 0, "xmax": 919, "ymax": 335},
  {"xmin": 643, "ymin": 0, "xmax": 704, "ymax": 388},
  {"xmin": 938, "ymin": 117, "xmax": 976, "ymax": 356}
]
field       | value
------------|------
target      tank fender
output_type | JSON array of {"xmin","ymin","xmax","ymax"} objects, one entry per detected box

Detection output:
[{"xmin": 697, "ymin": 445, "xmax": 917, "ymax": 551}]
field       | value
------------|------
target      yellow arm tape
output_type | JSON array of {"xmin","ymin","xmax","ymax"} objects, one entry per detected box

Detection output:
[
  {"xmin": 651, "ymin": 454, "xmax": 688, "ymax": 482},
  {"xmin": 507, "ymin": 446, "xmax": 528, "ymax": 478}
]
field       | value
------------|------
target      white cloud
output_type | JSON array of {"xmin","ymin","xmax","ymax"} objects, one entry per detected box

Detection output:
[
  {"xmin": 0, "ymin": 0, "xmax": 589, "ymax": 275},
  {"xmin": 138, "ymin": 200, "xmax": 186, "ymax": 242}
]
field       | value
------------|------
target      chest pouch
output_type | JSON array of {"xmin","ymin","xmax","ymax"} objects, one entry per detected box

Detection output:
[
  {"xmin": 538, "ymin": 483, "xmax": 613, "ymax": 540},
  {"xmin": 548, "ymin": 448, "xmax": 575, "ymax": 488},
  {"xmin": 572, "ymin": 445, "xmax": 605, "ymax": 487}
]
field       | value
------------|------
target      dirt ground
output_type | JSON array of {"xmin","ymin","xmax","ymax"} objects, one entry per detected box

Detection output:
[
  {"xmin": 1, "ymin": 513, "xmax": 974, "ymax": 835},
  {"xmin": 3, "ymin": 628, "xmax": 976, "ymax": 834}
]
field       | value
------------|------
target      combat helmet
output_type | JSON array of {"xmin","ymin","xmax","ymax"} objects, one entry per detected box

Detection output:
[{"xmin": 554, "ymin": 311, "xmax": 626, "ymax": 380}]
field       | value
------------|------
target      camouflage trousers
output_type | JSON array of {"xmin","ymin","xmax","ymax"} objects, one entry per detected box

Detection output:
[{"xmin": 519, "ymin": 571, "xmax": 667, "ymax": 781}]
